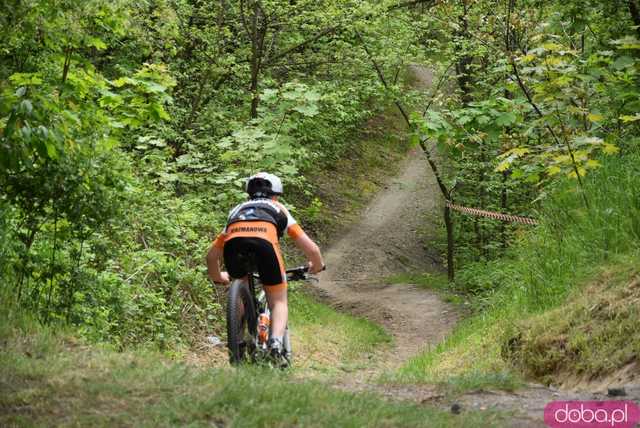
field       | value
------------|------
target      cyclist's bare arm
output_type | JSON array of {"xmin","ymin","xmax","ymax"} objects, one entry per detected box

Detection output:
[
  {"xmin": 274, "ymin": 201, "xmax": 324, "ymax": 274},
  {"xmin": 207, "ymin": 240, "xmax": 230, "ymax": 285},
  {"xmin": 292, "ymin": 232, "xmax": 324, "ymax": 274}
]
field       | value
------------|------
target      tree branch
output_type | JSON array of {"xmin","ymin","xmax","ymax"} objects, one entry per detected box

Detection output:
[
  {"xmin": 356, "ymin": 31, "xmax": 450, "ymax": 200},
  {"xmin": 387, "ymin": 0, "xmax": 436, "ymax": 11},
  {"xmin": 510, "ymin": 57, "xmax": 590, "ymax": 207},
  {"xmin": 262, "ymin": 24, "xmax": 341, "ymax": 67}
]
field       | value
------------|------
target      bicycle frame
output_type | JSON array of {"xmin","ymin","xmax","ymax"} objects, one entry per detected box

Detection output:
[{"xmin": 225, "ymin": 265, "xmax": 318, "ymax": 365}]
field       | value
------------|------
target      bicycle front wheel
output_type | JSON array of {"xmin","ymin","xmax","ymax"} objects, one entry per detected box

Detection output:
[{"xmin": 226, "ymin": 279, "xmax": 257, "ymax": 365}]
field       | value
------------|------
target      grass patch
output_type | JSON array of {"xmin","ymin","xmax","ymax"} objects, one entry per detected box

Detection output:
[
  {"xmin": 289, "ymin": 286, "xmax": 392, "ymax": 374},
  {"xmin": 0, "ymin": 314, "xmax": 502, "ymax": 427},
  {"xmin": 390, "ymin": 148, "xmax": 640, "ymax": 392},
  {"xmin": 385, "ymin": 272, "xmax": 468, "ymax": 306},
  {"xmin": 504, "ymin": 258, "xmax": 640, "ymax": 385},
  {"xmin": 391, "ymin": 316, "xmax": 522, "ymax": 393}
]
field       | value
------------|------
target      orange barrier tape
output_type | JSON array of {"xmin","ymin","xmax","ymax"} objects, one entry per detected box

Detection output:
[{"xmin": 446, "ymin": 201, "xmax": 539, "ymax": 226}]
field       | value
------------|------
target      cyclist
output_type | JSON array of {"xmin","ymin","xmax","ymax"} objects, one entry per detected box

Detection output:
[{"xmin": 207, "ymin": 172, "xmax": 324, "ymax": 362}]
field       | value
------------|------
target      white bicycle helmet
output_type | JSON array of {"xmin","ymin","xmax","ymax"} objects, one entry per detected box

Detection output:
[{"xmin": 245, "ymin": 172, "xmax": 283, "ymax": 198}]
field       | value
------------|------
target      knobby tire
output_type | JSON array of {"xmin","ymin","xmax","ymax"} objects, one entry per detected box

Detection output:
[{"xmin": 226, "ymin": 279, "xmax": 256, "ymax": 365}]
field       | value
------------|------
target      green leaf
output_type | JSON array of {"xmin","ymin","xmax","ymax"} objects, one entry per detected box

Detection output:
[
  {"xmin": 525, "ymin": 173, "xmax": 540, "ymax": 183},
  {"xmin": 520, "ymin": 54, "xmax": 536, "ymax": 63},
  {"xmin": 143, "ymin": 81, "xmax": 167, "ymax": 94},
  {"xmin": 612, "ymin": 56, "xmax": 635, "ymax": 70},
  {"xmin": 612, "ymin": 36, "xmax": 640, "ymax": 49},
  {"xmin": 9, "ymin": 73, "xmax": 43, "ymax": 86},
  {"xmin": 546, "ymin": 165, "xmax": 562, "ymax": 176},
  {"xmin": 620, "ymin": 114, "xmax": 640, "ymax": 123},
  {"xmin": 262, "ymin": 88, "xmax": 278, "ymax": 102},
  {"xmin": 568, "ymin": 167, "xmax": 586, "ymax": 178},
  {"xmin": 602, "ymin": 143, "xmax": 620, "ymax": 155},
  {"xmin": 220, "ymin": 150, "xmax": 241, "ymax": 161},
  {"xmin": 45, "ymin": 141, "xmax": 58, "ymax": 159},
  {"xmin": 151, "ymin": 103, "xmax": 170, "ymax": 121},
  {"xmin": 511, "ymin": 169, "xmax": 524, "ymax": 179},
  {"xmin": 99, "ymin": 90, "xmax": 123, "ymax": 108},
  {"xmin": 18, "ymin": 99, "xmax": 33, "ymax": 115},
  {"xmin": 304, "ymin": 90, "xmax": 321, "ymax": 102},
  {"xmin": 112, "ymin": 77, "xmax": 134, "ymax": 88},
  {"xmin": 457, "ymin": 115, "xmax": 473, "ymax": 125},
  {"xmin": 542, "ymin": 42, "xmax": 563, "ymax": 51},
  {"xmin": 476, "ymin": 115, "xmax": 490, "ymax": 125},
  {"xmin": 572, "ymin": 136, "xmax": 603, "ymax": 147},
  {"xmin": 495, "ymin": 157, "xmax": 513, "ymax": 172},
  {"xmin": 586, "ymin": 159, "xmax": 601, "ymax": 169},
  {"xmin": 495, "ymin": 112, "xmax": 517, "ymax": 127},
  {"xmin": 292, "ymin": 104, "xmax": 319, "ymax": 117},
  {"xmin": 86, "ymin": 37, "xmax": 107, "ymax": 50}
]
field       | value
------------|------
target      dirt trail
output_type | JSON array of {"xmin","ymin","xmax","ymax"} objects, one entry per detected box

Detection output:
[
  {"xmin": 309, "ymin": 66, "xmax": 457, "ymax": 391},
  {"xmin": 317, "ymin": 147, "xmax": 456, "ymax": 368},
  {"xmin": 315, "ymin": 64, "xmax": 453, "ymax": 369},
  {"xmin": 310, "ymin": 66, "xmax": 640, "ymax": 427}
]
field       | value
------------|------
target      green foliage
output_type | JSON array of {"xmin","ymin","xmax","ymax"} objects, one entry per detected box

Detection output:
[
  {"xmin": 0, "ymin": 0, "xmax": 177, "ymax": 343},
  {"xmin": 407, "ymin": 0, "xmax": 640, "ymax": 265},
  {"xmin": 397, "ymin": 147, "xmax": 640, "ymax": 389},
  {"xmin": 2, "ymin": 0, "xmax": 638, "ymax": 361},
  {"xmin": 454, "ymin": 146, "xmax": 640, "ymax": 312},
  {"xmin": 0, "ymin": 0, "xmax": 426, "ymax": 348}
]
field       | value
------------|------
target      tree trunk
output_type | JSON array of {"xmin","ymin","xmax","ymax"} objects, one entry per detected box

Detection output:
[
  {"xmin": 249, "ymin": 2, "xmax": 267, "ymax": 119},
  {"xmin": 500, "ymin": 171, "xmax": 508, "ymax": 250},
  {"xmin": 455, "ymin": 0, "xmax": 474, "ymax": 105},
  {"xmin": 445, "ymin": 205, "xmax": 455, "ymax": 281},
  {"xmin": 630, "ymin": 1, "xmax": 640, "ymax": 37}
]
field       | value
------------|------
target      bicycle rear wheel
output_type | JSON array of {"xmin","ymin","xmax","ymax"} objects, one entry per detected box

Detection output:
[{"xmin": 226, "ymin": 279, "xmax": 257, "ymax": 365}]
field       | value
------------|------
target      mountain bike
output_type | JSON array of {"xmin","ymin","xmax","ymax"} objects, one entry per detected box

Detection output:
[{"xmin": 226, "ymin": 264, "xmax": 319, "ymax": 366}]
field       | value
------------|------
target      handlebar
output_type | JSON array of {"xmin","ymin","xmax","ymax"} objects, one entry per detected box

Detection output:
[{"xmin": 286, "ymin": 264, "xmax": 326, "ymax": 282}]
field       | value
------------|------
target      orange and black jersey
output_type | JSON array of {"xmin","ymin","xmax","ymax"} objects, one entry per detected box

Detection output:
[
  {"xmin": 212, "ymin": 199, "xmax": 304, "ymax": 290},
  {"xmin": 226, "ymin": 198, "xmax": 299, "ymax": 238},
  {"xmin": 212, "ymin": 199, "xmax": 303, "ymax": 249}
]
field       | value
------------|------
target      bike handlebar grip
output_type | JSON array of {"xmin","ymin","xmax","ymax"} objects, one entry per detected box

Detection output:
[{"xmin": 303, "ymin": 264, "xmax": 326, "ymax": 272}]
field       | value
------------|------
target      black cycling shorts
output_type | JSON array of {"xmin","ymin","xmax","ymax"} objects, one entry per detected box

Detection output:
[{"xmin": 223, "ymin": 237, "xmax": 286, "ymax": 288}]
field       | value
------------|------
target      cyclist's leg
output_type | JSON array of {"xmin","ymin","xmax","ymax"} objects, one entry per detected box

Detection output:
[
  {"xmin": 265, "ymin": 286, "xmax": 287, "ymax": 338},
  {"xmin": 251, "ymin": 239, "xmax": 288, "ymax": 339}
]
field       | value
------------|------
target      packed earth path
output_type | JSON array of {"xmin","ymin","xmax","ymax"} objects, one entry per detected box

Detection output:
[
  {"xmin": 314, "ymin": 65, "xmax": 456, "ymax": 374},
  {"xmin": 308, "ymin": 66, "xmax": 640, "ymax": 428},
  {"xmin": 315, "ymin": 144, "xmax": 456, "ymax": 369}
]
